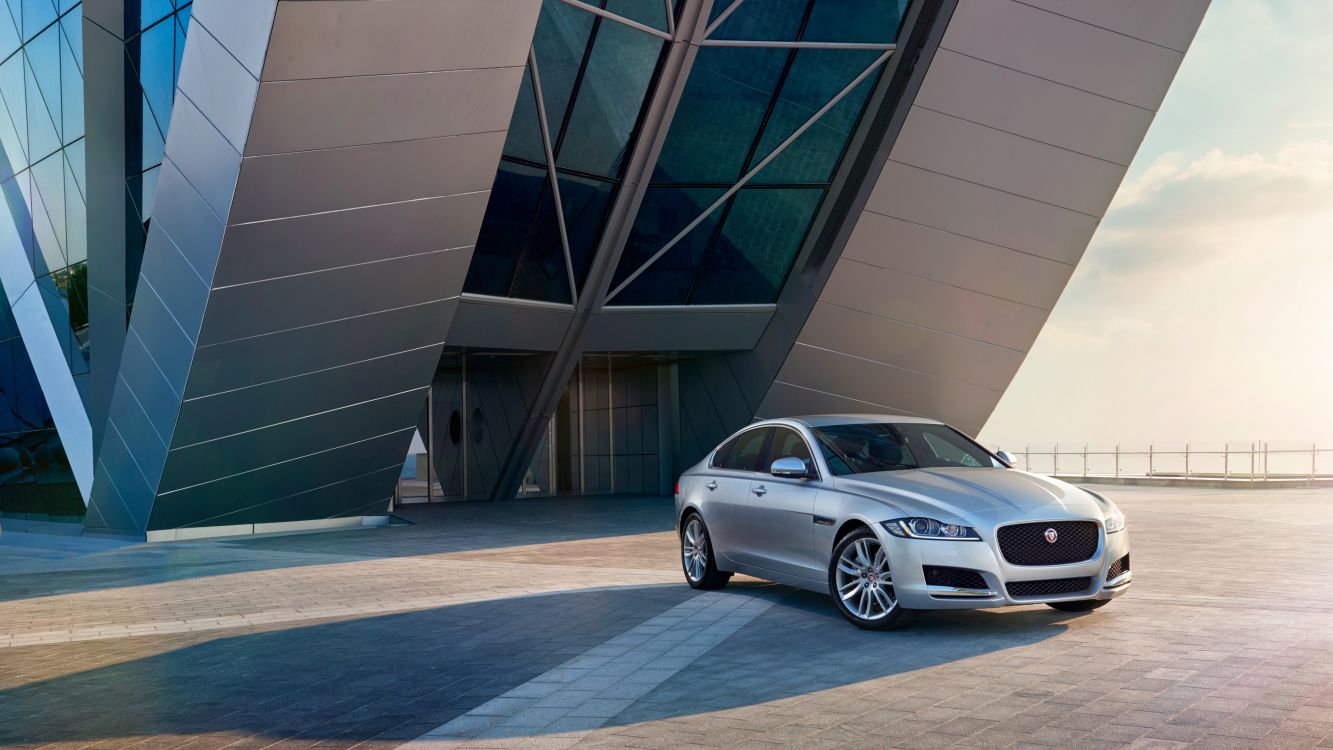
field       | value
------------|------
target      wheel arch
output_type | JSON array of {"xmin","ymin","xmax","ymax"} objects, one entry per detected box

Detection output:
[
  {"xmin": 833, "ymin": 518, "xmax": 873, "ymax": 549},
  {"xmin": 678, "ymin": 504, "xmax": 703, "ymax": 534}
]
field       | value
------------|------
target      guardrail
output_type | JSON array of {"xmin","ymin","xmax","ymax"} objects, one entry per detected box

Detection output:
[{"xmin": 997, "ymin": 443, "xmax": 1333, "ymax": 481}]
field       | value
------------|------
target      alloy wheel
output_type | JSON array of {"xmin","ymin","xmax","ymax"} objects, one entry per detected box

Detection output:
[
  {"xmin": 682, "ymin": 517, "xmax": 708, "ymax": 583},
  {"xmin": 834, "ymin": 536, "xmax": 897, "ymax": 621}
]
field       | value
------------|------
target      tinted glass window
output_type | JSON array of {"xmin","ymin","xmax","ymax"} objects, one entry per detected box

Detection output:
[
  {"xmin": 769, "ymin": 427, "xmax": 813, "ymax": 470},
  {"xmin": 814, "ymin": 422, "xmax": 996, "ymax": 474},
  {"xmin": 720, "ymin": 428, "xmax": 770, "ymax": 472},
  {"xmin": 907, "ymin": 425, "xmax": 995, "ymax": 469},
  {"xmin": 710, "ymin": 436, "xmax": 736, "ymax": 468}
]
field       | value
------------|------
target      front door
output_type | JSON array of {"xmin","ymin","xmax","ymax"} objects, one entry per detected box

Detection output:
[{"xmin": 741, "ymin": 427, "xmax": 821, "ymax": 581}]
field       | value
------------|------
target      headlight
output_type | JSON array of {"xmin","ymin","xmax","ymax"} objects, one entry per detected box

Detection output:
[
  {"xmin": 1086, "ymin": 489, "xmax": 1127, "ymax": 533},
  {"xmin": 1103, "ymin": 505, "xmax": 1126, "ymax": 533},
  {"xmin": 882, "ymin": 517, "xmax": 981, "ymax": 541}
]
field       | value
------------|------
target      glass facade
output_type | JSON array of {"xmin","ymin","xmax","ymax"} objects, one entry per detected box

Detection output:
[
  {"xmin": 465, "ymin": 0, "xmax": 909, "ymax": 308},
  {"xmin": 463, "ymin": 0, "xmax": 667, "ymax": 304},
  {"xmin": 0, "ymin": 276, "xmax": 81, "ymax": 520},
  {"xmin": 609, "ymin": 0, "xmax": 909, "ymax": 305},
  {"xmin": 0, "ymin": 0, "xmax": 89, "ymax": 387},
  {"xmin": 124, "ymin": 1, "xmax": 192, "ymax": 310},
  {"xmin": 0, "ymin": 1, "xmax": 191, "ymax": 519}
]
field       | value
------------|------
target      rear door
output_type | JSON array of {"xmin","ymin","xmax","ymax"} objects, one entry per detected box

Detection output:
[
  {"xmin": 702, "ymin": 427, "xmax": 771, "ymax": 566},
  {"xmin": 743, "ymin": 427, "xmax": 821, "ymax": 580}
]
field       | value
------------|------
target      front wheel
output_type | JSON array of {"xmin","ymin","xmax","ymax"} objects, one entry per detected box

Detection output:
[
  {"xmin": 681, "ymin": 514, "xmax": 730, "ymax": 590},
  {"xmin": 829, "ymin": 528, "xmax": 911, "ymax": 630},
  {"xmin": 1047, "ymin": 598, "xmax": 1111, "ymax": 613}
]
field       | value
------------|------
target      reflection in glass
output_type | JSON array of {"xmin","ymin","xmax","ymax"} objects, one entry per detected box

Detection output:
[
  {"xmin": 610, "ymin": 187, "xmax": 725, "ymax": 305},
  {"xmin": 465, "ymin": 0, "xmax": 662, "ymax": 303},
  {"xmin": 612, "ymin": 1, "xmax": 902, "ymax": 306},
  {"xmin": 691, "ymin": 188, "xmax": 822, "ymax": 304},
  {"xmin": 555, "ymin": 17, "xmax": 661, "ymax": 178},
  {"xmin": 652, "ymin": 46, "xmax": 787, "ymax": 184}
]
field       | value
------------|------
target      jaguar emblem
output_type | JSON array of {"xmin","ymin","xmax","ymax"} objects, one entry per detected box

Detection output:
[{"xmin": 1044, "ymin": 528, "xmax": 1059, "ymax": 544}]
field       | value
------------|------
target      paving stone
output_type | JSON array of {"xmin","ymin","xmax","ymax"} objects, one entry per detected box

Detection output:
[{"xmin": 0, "ymin": 489, "xmax": 1331, "ymax": 750}]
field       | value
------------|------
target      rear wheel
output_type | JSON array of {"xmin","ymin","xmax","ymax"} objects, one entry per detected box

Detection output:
[
  {"xmin": 681, "ymin": 514, "xmax": 730, "ymax": 590},
  {"xmin": 1047, "ymin": 598, "xmax": 1111, "ymax": 612},
  {"xmin": 829, "ymin": 527, "xmax": 911, "ymax": 630}
]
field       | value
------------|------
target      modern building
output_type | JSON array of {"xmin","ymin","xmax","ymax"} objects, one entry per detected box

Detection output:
[{"xmin": 0, "ymin": 0, "xmax": 1210, "ymax": 539}]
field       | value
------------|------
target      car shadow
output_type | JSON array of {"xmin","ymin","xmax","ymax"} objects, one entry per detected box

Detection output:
[{"xmin": 0, "ymin": 582, "xmax": 1072, "ymax": 746}]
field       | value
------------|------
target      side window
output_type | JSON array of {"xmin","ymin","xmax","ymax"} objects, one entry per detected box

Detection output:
[
  {"xmin": 720, "ymin": 428, "xmax": 770, "ymax": 472},
  {"xmin": 710, "ymin": 437, "xmax": 736, "ymax": 468},
  {"xmin": 769, "ymin": 428, "xmax": 814, "ymax": 472}
]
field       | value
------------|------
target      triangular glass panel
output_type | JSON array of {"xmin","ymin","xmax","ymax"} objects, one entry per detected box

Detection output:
[
  {"xmin": 691, "ymin": 186, "xmax": 823, "ymax": 304},
  {"xmin": 802, "ymin": 0, "xmax": 910, "ymax": 44},
  {"xmin": 0, "ymin": 54, "xmax": 27, "ymax": 177},
  {"xmin": 501, "ymin": 64, "xmax": 546, "ymax": 165},
  {"xmin": 30, "ymin": 150, "xmax": 67, "ymax": 272},
  {"xmin": 708, "ymin": 0, "xmax": 805, "ymax": 42},
  {"xmin": 139, "ymin": 92, "xmax": 166, "ymax": 171},
  {"xmin": 708, "ymin": 0, "xmax": 740, "ymax": 24},
  {"xmin": 130, "ymin": 17, "xmax": 176, "ymax": 145},
  {"xmin": 26, "ymin": 24, "xmax": 61, "ymax": 141},
  {"xmin": 62, "ymin": 135, "xmax": 82, "ymax": 198},
  {"xmin": 175, "ymin": 5, "xmax": 191, "ymax": 81},
  {"xmin": 139, "ymin": 164, "xmax": 160, "ymax": 224},
  {"xmin": 746, "ymin": 49, "xmax": 882, "ymax": 185},
  {"xmin": 609, "ymin": 186, "xmax": 726, "ymax": 305},
  {"xmin": 603, "ymin": 0, "xmax": 669, "ymax": 33},
  {"xmin": 509, "ymin": 182, "xmax": 573, "ymax": 304},
  {"xmin": 532, "ymin": 0, "xmax": 593, "ymax": 140},
  {"xmin": 0, "ymin": 2, "xmax": 19, "ymax": 60},
  {"xmin": 24, "ymin": 49, "xmax": 61, "ymax": 162},
  {"xmin": 557, "ymin": 174, "xmax": 614, "ymax": 292},
  {"xmin": 63, "ymin": 150, "xmax": 85, "ymax": 265},
  {"xmin": 2, "ymin": 172, "xmax": 36, "ymax": 271},
  {"xmin": 463, "ymin": 161, "xmax": 547, "ymax": 298},
  {"xmin": 128, "ymin": 0, "xmax": 174, "ymax": 38},
  {"xmin": 21, "ymin": 0, "xmax": 56, "ymax": 42},
  {"xmin": 59, "ymin": 16, "xmax": 82, "ymax": 145}
]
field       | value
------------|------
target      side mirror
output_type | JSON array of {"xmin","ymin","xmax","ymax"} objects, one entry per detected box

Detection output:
[
  {"xmin": 996, "ymin": 450, "xmax": 1016, "ymax": 467},
  {"xmin": 771, "ymin": 456, "xmax": 813, "ymax": 479}
]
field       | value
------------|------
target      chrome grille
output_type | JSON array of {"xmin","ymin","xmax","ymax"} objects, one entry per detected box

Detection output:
[{"xmin": 996, "ymin": 521, "xmax": 1099, "ymax": 566}]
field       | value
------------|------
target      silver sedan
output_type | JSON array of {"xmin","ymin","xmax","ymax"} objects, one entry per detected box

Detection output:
[{"xmin": 675, "ymin": 415, "xmax": 1131, "ymax": 629}]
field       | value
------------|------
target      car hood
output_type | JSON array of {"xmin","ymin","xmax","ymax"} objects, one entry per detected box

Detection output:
[{"xmin": 834, "ymin": 467, "xmax": 1105, "ymax": 523}]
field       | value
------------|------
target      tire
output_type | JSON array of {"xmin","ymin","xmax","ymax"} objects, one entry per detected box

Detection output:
[
  {"xmin": 680, "ymin": 513, "xmax": 731, "ymax": 590},
  {"xmin": 828, "ymin": 527, "xmax": 912, "ymax": 630},
  {"xmin": 1047, "ymin": 598, "xmax": 1111, "ymax": 613}
]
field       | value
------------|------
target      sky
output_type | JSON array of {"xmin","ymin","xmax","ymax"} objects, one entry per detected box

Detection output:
[{"xmin": 979, "ymin": 0, "xmax": 1333, "ymax": 451}]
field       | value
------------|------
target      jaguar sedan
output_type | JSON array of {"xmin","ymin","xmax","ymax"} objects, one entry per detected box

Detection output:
[{"xmin": 675, "ymin": 415, "xmax": 1130, "ymax": 629}]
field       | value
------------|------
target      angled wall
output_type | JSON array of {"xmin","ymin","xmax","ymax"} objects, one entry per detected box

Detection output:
[
  {"xmin": 754, "ymin": 0, "xmax": 1210, "ymax": 437},
  {"xmin": 85, "ymin": 0, "xmax": 541, "ymax": 535}
]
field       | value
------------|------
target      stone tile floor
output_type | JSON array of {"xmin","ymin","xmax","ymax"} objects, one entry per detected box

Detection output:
[{"xmin": 0, "ymin": 487, "xmax": 1331, "ymax": 749}]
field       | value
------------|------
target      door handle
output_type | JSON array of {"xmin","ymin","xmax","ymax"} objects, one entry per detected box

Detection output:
[
  {"xmin": 705, "ymin": 481, "xmax": 718, "ymax": 491},
  {"xmin": 752, "ymin": 485, "xmax": 767, "ymax": 497}
]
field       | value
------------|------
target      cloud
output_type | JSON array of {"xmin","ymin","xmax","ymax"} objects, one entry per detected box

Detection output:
[{"xmin": 1078, "ymin": 141, "xmax": 1333, "ymax": 282}]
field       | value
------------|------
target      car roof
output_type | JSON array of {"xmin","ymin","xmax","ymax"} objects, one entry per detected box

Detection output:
[{"xmin": 783, "ymin": 414, "xmax": 945, "ymax": 428}]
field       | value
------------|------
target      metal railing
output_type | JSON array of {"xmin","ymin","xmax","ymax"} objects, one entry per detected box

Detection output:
[{"xmin": 998, "ymin": 442, "xmax": 1333, "ymax": 482}]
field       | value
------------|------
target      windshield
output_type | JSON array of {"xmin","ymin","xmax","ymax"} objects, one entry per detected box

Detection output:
[{"xmin": 812, "ymin": 422, "xmax": 1001, "ymax": 476}]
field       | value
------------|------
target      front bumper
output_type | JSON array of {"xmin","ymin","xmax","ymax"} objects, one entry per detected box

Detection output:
[{"xmin": 880, "ymin": 523, "xmax": 1131, "ymax": 610}]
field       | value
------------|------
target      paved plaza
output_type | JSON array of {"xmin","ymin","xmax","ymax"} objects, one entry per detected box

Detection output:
[{"xmin": 1, "ymin": 486, "xmax": 1331, "ymax": 750}]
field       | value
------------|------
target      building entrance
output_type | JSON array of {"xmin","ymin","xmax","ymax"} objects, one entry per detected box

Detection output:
[{"xmin": 398, "ymin": 351, "xmax": 676, "ymax": 504}]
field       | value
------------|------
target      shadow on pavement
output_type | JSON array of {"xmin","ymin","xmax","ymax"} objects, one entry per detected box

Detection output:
[
  {"xmin": 0, "ymin": 495, "xmax": 677, "ymax": 604},
  {"xmin": 0, "ymin": 582, "xmax": 1070, "ymax": 747}
]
